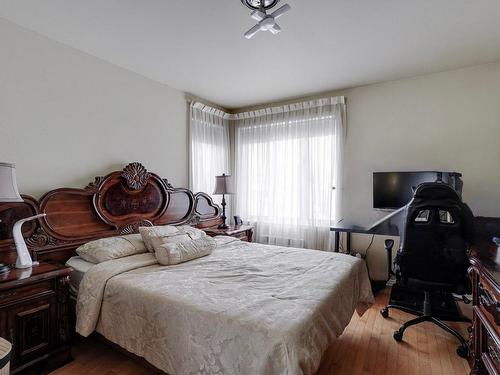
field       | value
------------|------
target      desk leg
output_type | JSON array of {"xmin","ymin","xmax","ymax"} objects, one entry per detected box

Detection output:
[{"xmin": 334, "ymin": 232, "xmax": 340, "ymax": 252}]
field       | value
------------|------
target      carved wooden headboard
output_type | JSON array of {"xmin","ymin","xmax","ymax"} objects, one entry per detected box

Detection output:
[{"xmin": 0, "ymin": 163, "xmax": 221, "ymax": 264}]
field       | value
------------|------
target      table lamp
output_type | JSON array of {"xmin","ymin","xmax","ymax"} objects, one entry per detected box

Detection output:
[
  {"xmin": 0, "ymin": 163, "xmax": 45, "ymax": 272},
  {"xmin": 213, "ymin": 174, "xmax": 233, "ymax": 229}
]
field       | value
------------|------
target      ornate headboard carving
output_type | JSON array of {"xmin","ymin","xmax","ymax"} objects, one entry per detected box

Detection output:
[{"xmin": 0, "ymin": 163, "xmax": 221, "ymax": 264}]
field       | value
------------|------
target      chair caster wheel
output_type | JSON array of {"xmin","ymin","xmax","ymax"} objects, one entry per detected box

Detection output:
[
  {"xmin": 380, "ymin": 307, "xmax": 389, "ymax": 318},
  {"xmin": 456, "ymin": 345, "xmax": 468, "ymax": 358},
  {"xmin": 393, "ymin": 330, "xmax": 403, "ymax": 342}
]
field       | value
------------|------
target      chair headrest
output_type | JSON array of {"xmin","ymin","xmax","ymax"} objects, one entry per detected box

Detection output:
[{"xmin": 412, "ymin": 182, "xmax": 460, "ymax": 202}]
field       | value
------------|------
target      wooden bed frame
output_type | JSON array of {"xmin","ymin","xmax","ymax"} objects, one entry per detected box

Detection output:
[
  {"xmin": 0, "ymin": 162, "xmax": 222, "ymax": 265},
  {"xmin": 0, "ymin": 162, "xmax": 222, "ymax": 373}
]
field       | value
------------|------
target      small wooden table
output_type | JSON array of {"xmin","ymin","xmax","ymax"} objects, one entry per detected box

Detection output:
[
  {"xmin": 0, "ymin": 262, "xmax": 72, "ymax": 374},
  {"xmin": 203, "ymin": 225, "xmax": 254, "ymax": 242}
]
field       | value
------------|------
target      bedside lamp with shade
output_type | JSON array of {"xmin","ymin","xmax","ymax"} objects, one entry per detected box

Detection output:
[
  {"xmin": 213, "ymin": 174, "xmax": 233, "ymax": 229},
  {"xmin": 0, "ymin": 163, "xmax": 46, "ymax": 273},
  {"xmin": 0, "ymin": 163, "xmax": 23, "ymax": 203}
]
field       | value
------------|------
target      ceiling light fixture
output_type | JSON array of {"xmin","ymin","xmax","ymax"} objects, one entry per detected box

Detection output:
[
  {"xmin": 241, "ymin": 0, "xmax": 291, "ymax": 39},
  {"xmin": 241, "ymin": 0, "xmax": 280, "ymax": 10}
]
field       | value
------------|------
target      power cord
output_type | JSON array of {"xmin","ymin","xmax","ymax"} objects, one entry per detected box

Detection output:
[
  {"xmin": 336, "ymin": 233, "xmax": 375, "ymax": 255},
  {"xmin": 364, "ymin": 234, "xmax": 375, "ymax": 253},
  {"xmin": 351, "ymin": 234, "xmax": 375, "ymax": 259}
]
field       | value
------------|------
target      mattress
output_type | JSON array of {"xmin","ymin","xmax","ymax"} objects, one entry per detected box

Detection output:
[
  {"xmin": 75, "ymin": 237, "xmax": 374, "ymax": 375},
  {"xmin": 65, "ymin": 256, "xmax": 95, "ymax": 297}
]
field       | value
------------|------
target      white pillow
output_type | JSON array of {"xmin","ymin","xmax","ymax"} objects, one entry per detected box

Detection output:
[
  {"xmin": 139, "ymin": 225, "xmax": 206, "ymax": 252},
  {"xmin": 76, "ymin": 233, "xmax": 147, "ymax": 263},
  {"xmin": 155, "ymin": 236, "xmax": 216, "ymax": 265}
]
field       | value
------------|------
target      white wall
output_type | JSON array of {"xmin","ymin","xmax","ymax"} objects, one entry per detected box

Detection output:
[
  {"xmin": 342, "ymin": 62, "xmax": 500, "ymax": 279},
  {"xmin": 0, "ymin": 18, "xmax": 188, "ymax": 198}
]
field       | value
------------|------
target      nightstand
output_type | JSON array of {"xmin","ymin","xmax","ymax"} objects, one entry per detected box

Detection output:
[
  {"xmin": 0, "ymin": 263, "xmax": 72, "ymax": 374},
  {"xmin": 203, "ymin": 225, "xmax": 254, "ymax": 242}
]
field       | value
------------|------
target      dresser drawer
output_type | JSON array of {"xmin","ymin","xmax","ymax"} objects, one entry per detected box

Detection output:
[
  {"xmin": 7, "ymin": 295, "xmax": 57, "ymax": 369},
  {"xmin": 0, "ymin": 280, "xmax": 54, "ymax": 308},
  {"xmin": 0, "ymin": 263, "xmax": 72, "ymax": 373},
  {"xmin": 479, "ymin": 276, "xmax": 500, "ymax": 327},
  {"xmin": 476, "ymin": 305, "xmax": 500, "ymax": 375},
  {"xmin": 482, "ymin": 331, "xmax": 500, "ymax": 374}
]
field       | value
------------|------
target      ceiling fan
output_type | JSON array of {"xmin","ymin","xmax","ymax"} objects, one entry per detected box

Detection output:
[{"xmin": 241, "ymin": 0, "xmax": 292, "ymax": 39}]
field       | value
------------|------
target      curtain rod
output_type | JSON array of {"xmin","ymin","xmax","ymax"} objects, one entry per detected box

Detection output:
[
  {"xmin": 186, "ymin": 94, "xmax": 347, "ymax": 115},
  {"xmin": 185, "ymin": 94, "xmax": 233, "ymax": 113}
]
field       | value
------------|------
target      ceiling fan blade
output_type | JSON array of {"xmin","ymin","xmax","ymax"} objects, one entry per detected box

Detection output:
[
  {"xmin": 251, "ymin": 10, "xmax": 266, "ymax": 21},
  {"xmin": 271, "ymin": 4, "xmax": 291, "ymax": 19},
  {"xmin": 244, "ymin": 24, "xmax": 262, "ymax": 39},
  {"xmin": 269, "ymin": 23, "xmax": 281, "ymax": 34}
]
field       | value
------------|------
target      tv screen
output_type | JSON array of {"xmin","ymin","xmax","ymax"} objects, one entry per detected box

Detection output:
[{"xmin": 373, "ymin": 171, "xmax": 461, "ymax": 209}]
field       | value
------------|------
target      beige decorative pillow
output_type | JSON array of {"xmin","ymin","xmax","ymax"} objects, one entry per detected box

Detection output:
[
  {"xmin": 76, "ymin": 234, "xmax": 147, "ymax": 263},
  {"xmin": 177, "ymin": 225, "xmax": 207, "ymax": 241},
  {"xmin": 139, "ymin": 225, "xmax": 206, "ymax": 252},
  {"xmin": 155, "ymin": 236, "xmax": 216, "ymax": 265}
]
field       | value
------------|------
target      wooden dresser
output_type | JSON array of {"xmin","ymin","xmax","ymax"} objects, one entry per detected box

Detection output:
[
  {"xmin": 0, "ymin": 263, "xmax": 72, "ymax": 374},
  {"xmin": 469, "ymin": 217, "xmax": 500, "ymax": 375}
]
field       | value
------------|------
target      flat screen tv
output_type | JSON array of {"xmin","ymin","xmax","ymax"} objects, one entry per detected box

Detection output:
[{"xmin": 373, "ymin": 171, "xmax": 462, "ymax": 209}]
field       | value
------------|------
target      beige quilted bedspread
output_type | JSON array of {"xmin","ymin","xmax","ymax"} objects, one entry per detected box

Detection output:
[{"xmin": 76, "ymin": 237, "xmax": 374, "ymax": 375}]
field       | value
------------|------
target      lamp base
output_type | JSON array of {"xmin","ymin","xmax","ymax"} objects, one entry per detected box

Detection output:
[
  {"xmin": 0, "ymin": 263, "xmax": 11, "ymax": 274},
  {"xmin": 218, "ymin": 194, "xmax": 229, "ymax": 230},
  {"xmin": 13, "ymin": 214, "xmax": 46, "ymax": 271}
]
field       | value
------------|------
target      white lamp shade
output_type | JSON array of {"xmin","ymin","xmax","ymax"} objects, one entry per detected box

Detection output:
[
  {"xmin": 0, "ymin": 163, "xmax": 23, "ymax": 203},
  {"xmin": 213, "ymin": 174, "xmax": 234, "ymax": 195}
]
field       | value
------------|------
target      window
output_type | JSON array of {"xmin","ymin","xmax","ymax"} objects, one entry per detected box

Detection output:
[
  {"xmin": 234, "ymin": 97, "xmax": 345, "ymax": 250},
  {"xmin": 189, "ymin": 102, "xmax": 230, "ymax": 204}
]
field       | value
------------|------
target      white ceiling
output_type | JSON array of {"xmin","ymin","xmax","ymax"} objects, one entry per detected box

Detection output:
[{"xmin": 1, "ymin": 0, "xmax": 500, "ymax": 109}]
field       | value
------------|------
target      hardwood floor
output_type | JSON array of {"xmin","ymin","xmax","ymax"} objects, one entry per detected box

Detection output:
[
  {"xmin": 317, "ymin": 289, "xmax": 470, "ymax": 375},
  {"xmin": 51, "ymin": 289, "xmax": 470, "ymax": 375}
]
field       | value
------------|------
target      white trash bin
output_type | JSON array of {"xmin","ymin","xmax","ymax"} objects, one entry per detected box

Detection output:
[{"xmin": 0, "ymin": 337, "xmax": 11, "ymax": 375}]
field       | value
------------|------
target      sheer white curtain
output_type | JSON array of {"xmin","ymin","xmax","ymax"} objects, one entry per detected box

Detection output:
[
  {"xmin": 234, "ymin": 97, "xmax": 345, "ymax": 250},
  {"xmin": 189, "ymin": 102, "xmax": 230, "ymax": 203}
]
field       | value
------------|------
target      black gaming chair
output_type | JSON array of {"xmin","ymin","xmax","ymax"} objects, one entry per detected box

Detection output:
[{"xmin": 380, "ymin": 182, "xmax": 473, "ymax": 358}]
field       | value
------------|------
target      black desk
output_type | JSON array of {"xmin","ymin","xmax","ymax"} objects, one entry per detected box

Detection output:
[{"xmin": 331, "ymin": 207, "xmax": 405, "ymax": 252}]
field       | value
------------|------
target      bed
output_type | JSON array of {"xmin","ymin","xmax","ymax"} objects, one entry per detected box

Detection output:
[
  {"xmin": 66, "ymin": 256, "xmax": 94, "ymax": 297},
  {"xmin": 0, "ymin": 163, "xmax": 373, "ymax": 375}
]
